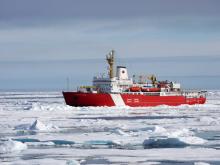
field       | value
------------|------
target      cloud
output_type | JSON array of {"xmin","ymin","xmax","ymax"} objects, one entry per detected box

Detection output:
[
  {"xmin": 0, "ymin": 17, "xmax": 220, "ymax": 61},
  {"xmin": 0, "ymin": 0, "xmax": 220, "ymax": 62},
  {"xmin": 1, "ymin": 0, "xmax": 220, "ymax": 24}
]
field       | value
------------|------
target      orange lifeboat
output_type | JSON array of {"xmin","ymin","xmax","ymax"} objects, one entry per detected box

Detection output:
[
  {"xmin": 130, "ymin": 86, "xmax": 141, "ymax": 92},
  {"xmin": 141, "ymin": 87, "xmax": 161, "ymax": 92}
]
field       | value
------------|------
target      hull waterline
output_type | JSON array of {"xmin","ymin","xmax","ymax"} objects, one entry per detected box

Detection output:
[{"xmin": 63, "ymin": 92, "xmax": 206, "ymax": 107}]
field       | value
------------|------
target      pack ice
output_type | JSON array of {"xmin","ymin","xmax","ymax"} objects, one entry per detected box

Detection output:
[{"xmin": 0, "ymin": 91, "xmax": 220, "ymax": 164}]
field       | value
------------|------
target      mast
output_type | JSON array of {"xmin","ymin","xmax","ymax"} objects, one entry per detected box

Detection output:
[{"xmin": 106, "ymin": 50, "xmax": 115, "ymax": 79}]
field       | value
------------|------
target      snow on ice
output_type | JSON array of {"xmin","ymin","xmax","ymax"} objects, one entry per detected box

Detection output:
[
  {"xmin": 0, "ymin": 139, "xmax": 27, "ymax": 154},
  {"xmin": 0, "ymin": 91, "xmax": 220, "ymax": 164}
]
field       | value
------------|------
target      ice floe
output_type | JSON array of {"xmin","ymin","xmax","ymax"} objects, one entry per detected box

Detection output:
[
  {"xmin": 194, "ymin": 162, "xmax": 210, "ymax": 165},
  {"xmin": 66, "ymin": 159, "xmax": 80, "ymax": 165},
  {"xmin": 197, "ymin": 116, "xmax": 219, "ymax": 125},
  {"xmin": 15, "ymin": 119, "xmax": 59, "ymax": 132},
  {"xmin": 112, "ymin": 128, "xmax": 131, "ymax": 136},
  {"xmin": 143, "ymin": 127, "xmax": 207, "ymax": 147},
  {"xmin": 29, "ymin": 119, "xmax": 49, "ymax": 131},
  {"xmin": 151, "ymin": 126, "xmax": 168, "ymax": 134},
  {"xmin": 0, "ymin": 139, "xmax": 27, "ymax": 154}
]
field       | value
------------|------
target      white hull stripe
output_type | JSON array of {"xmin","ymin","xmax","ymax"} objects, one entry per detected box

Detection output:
[{"xmin": 110, "ymin": 94, "xmax": 125, "ymax": 106}]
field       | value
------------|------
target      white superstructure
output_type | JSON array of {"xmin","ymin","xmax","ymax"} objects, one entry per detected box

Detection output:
[{"xmin": 93, "ymin": 66, "xmax": 133, "ymax": 93}]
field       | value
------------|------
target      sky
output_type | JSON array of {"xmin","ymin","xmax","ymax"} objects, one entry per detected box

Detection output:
[{"xmin": 0, "ymin": 0, "xmax": 220, "ymax": 90}]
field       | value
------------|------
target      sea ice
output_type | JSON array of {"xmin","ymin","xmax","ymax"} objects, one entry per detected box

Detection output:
[
  {"xmin": 0, "ymin": 139, "xmax": 27, "ymax": 154},
  {"xmin": 143, "ymin": 137, "xmax": 189, "ymax": 148},
  {"xmin": 113, "ymin": 128, "xmax": 131, "ymax": 136},
  {"xmin": 197, "ymin": 116, "xmax": 219, "ymax": 125},
  {"xmin": 66, "ymin": 160, "xmax": 80, "ymax": 165},
  {"xmin": 152, "ymin": 126, "xmax": 168, "ymax": 134},
  {"xmin": 27, "ymin": 119, "xmax": 59, "ymax": 132},
  {"xmin": 26, "ymin": 141, "xmax": 55, "ymax": 147},
  {"xmin": 194, "ymin": 162, "xmax": 210, "ymax": 165},
  {"xmin": 1, "ymin": 91, "xmax": 220, "ymax": 164},
  {"xmin": 29, "ymin": 119, "xmax": 48, "ymax": 131}
]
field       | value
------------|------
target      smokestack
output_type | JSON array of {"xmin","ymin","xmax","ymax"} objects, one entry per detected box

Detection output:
[{"xmin": 116, "ymin": 66, "xmax": 128, "ymax": 80}]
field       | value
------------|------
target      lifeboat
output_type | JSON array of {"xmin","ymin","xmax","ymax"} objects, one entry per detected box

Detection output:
[
  {"xmin": 130, "ymin": 86, "xmax": 141, "ymax": 92},
  {"xmin": 141, "ymin": 87, "xmax": 161, "ymax": 92}
]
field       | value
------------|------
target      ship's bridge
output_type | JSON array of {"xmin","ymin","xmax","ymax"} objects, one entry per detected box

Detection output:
[
  {"xmin": 93, "ymin": 66, "xmax": 133, "ymax": 93},
  {"xmin": 93, "ymin": 77, "xmax": 132, "ymax": 93}
]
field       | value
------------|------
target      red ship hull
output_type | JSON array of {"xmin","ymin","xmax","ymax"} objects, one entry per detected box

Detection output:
[{"xmin": 63, "ymin": 92, "xmax": 206, "ymax": 107}]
